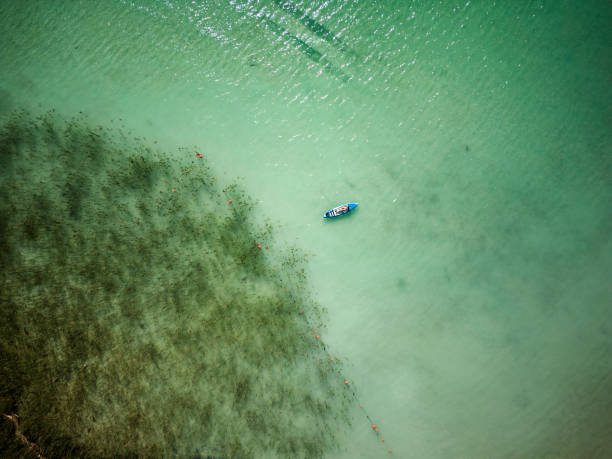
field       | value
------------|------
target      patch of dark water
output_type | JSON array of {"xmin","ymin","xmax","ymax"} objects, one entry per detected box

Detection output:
[{"xmin": 0, "ymin": 109, "xmax": 354, "ymax": 458}]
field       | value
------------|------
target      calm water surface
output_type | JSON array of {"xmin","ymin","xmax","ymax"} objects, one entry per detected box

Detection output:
[{"xmin": 1, "ymin": 0, "xmax": 611, "ymax": 457}]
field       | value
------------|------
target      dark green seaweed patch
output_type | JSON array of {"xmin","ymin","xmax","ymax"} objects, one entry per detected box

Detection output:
[
  {"xmin": 262, "ymin": 15, "xmax": 350, "ymax": 83},
  {"xmin": 0, "ymin": 110, "xmax": 351, "ymax": 458},
  {"xmin": 274, "ymin": 0, "xmax": 342, "ymax": 47}
]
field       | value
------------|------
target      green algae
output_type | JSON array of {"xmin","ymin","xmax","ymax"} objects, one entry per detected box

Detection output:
[{"xmin": 0, "ymin": 110, "xmax": 352, "ymax": 458}]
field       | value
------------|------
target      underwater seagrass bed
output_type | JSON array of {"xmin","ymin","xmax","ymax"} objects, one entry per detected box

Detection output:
[{"xmin": 0, "ymin": 110, "xmax": 353, "ymax": 458}]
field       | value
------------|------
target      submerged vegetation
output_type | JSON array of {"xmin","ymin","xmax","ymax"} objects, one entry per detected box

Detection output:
[{"xmin": 0, "ymin": 110, "xmax": 352, "ymax": 458}]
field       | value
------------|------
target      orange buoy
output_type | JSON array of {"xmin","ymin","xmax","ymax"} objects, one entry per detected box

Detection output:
[
  {"xmin": 376, "ymin": 429, "xmax": 379, "ymax": 433},
  {"xmin": 344, "ymin": 380, "xmax": 349, "ymax": 385},
  {"xmin": 315, "ymin": 335, "xmax": 319, "ymax": 339},
  {"xmin": 372, "ymin": 425, "xmax": 376, "ymax": 430},
  {"xmin": 257, "ymin": 245, "xmax": 261, "ymax": 248},
  {"xmin": 330, "ymin": 357, "xmax": 334, "ymax": 361},
  {"xmin": 382, "ymin": 439, "xmax": 385, "ymax": 443},
  {"xmin": 172, "ymin": 188, "xmax": 176, "ymax": 192},
  {"xmin": 229, "ymin": 200, "xmax": 232, "ymax": 203},
  {"xmin": 359, "ymin": 404, "xmax": 363, "ymax": 408},
  {"xmin": 388, "ymin": 450, "xmax": 392, "ymax": 453},
  {"xmin": 299, "ymin": 311, "xmax": 303, "ymax": 315}
]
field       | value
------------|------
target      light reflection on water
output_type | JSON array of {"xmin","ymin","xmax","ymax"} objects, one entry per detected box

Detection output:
[{"xmin": 1, "ymin": 0, "xmax": 611, "ymax": 456}]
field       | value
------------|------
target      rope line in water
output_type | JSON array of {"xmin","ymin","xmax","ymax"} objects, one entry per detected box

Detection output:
[
  {"xmin": 304, "ymin": 313, "xmax": 394, "ymax": 455},
  {"xmin": 219, "ymin": 164, "xmax": 394, "ymax": 455}
]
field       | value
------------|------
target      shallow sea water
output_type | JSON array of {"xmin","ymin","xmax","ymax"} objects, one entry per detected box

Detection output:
[{"xmin": 1, "ymin": 0, "xmax": 611, "ymax": 457}]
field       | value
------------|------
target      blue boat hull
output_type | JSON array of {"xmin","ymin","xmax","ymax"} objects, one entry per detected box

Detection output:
[{"xmin": 323, "ymin": 202, "xmax": 359, "ymax": 218}]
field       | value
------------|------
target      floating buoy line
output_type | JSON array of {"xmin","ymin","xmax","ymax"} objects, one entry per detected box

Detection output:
[
  {"xmin": 311, "ymin": 322, "xmax": 395, "ymax": 455},
  {"xmin": 182, "ymin": 151, "xmax": 394, "ymax": 455}
]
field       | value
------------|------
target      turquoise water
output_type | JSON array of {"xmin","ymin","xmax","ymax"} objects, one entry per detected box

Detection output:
[{"xmin": 1, "ymin": 0, "xmax": 611, "ymax": 457}]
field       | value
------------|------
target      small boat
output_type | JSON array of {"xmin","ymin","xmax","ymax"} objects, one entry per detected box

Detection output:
[{"xmin": 323, "ymin": 202, "xmax": 358, "ymax": 218}]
